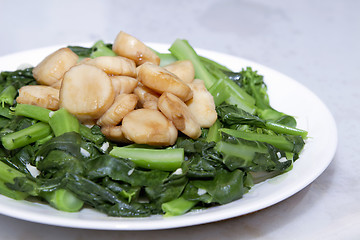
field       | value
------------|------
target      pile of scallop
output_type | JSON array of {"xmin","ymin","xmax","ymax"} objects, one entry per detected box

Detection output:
[{"xmin": 16, "ymin": 31, "xmax": 217, "ymax": 146}]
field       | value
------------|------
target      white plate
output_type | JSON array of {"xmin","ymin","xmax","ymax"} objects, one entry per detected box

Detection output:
[{"xmin": 0, "ymin": 43, "xmax": 337, "ymax": 230}]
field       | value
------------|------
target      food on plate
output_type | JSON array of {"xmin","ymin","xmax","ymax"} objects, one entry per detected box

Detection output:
[{"xmin": 0, "ymin": 31, "xmax": 307, "ymax": 217}]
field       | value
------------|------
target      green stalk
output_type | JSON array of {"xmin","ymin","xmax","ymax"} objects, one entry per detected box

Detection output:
[
  {"xmin": 0, "ymin": 85, "xmax": 17, "ymax": 106},
  {"xmin": 41, "ymin": 189, "xmax": 84, "ymax": 212},
  {"xmin": 169, "ymin": 39, "xmax": 217, "ymax": 89},
  {"xmin": 206, "ymin": 120, "xmax": 222, "ymax": 142},
  {"xmin": 0, "ymin": 117, "xmax": 10, "ymax": 128},
  {"xmin": 250, "ymin": 171, "xmax": 284, "ymax": 184},
  {"xmin": 14, "ymin": 104, "xmax": 52, "ymax": 123},
  {"xmin": 36, "ymin": 134, "xmax": 54, "ymax": 145},
  {"xmin": 15, "ymin": 104, "xmax": 103, "ymax": 144},
  {"xmin": 90, "ymin": 40, "xmax": 116, "ymax": 58},
  {"xmin": 1, "ymin": 122, "xmax": 52, "ymax": 150},
  {"xmin": 0, "ymin": 180, "xmax": 28, "ymax": 200},
  {"xmin": 158, "ymin": 53, "xmax": 178, "ymax": 66},
  {"xmin": 150, "ymin": 49, "xmax": 177, "ymax": 67},
  {"xmin": 0, "ymin": 106, "xmax": 13, "ymax": 119},
  {"xmin": 265, "ymin": 122, "xmax": 308, "ymax": 138},
  {"xmin": 203, "ymin": 60, "xmax": 256, "ymax": 113},
  {"xmin": 169, "ymin": 39, "xmax": 257, "ymax": 113},
  {"xmin": 0, "ymin": 161, "xmax": 38, "ymax": 199},
  {"xmin": 219, "ymin": 128, "xmax": 296, "ymax": 152},
  {"xmin": 200, "ymin": 56, "xmax": 232, "ymax": 72},
  {"xmin": 45, "ymin": 108, "xmax": 84, "ymax": 212},
  {"xmin": 49, "ymin": 108, "xmax": 80, "ymax": 137},
  {"xmin": 215, "ymin": 140, "xmax": 269, "ymax": 163},
  {"xmin": 208, "ymin": 78, "xmax": 230, "ymax": 105},
  {"xmin": 223, "ymin": 77, "xmax": 256, "ymax": 113},
  {"xmin": 161, "ymin": 196, "xmax": 198, "ymax": 216},
  {"xmin": 109, "ymin": 147, "xmax": 184, "ymax": 171},
  {"xmin": 2, "ymin": 107, "xmax": 84, "ymax": 212}
]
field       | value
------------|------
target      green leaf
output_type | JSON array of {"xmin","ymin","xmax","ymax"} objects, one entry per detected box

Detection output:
[
  {"xmin": 86, "ymin": 155, "xmax": 169, "ymax": 187},
  {"xmin": 184, "ymin": 169, "xmax": 252, "ymax": 204}
]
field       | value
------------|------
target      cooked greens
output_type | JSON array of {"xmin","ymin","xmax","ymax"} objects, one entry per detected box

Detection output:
[{"xmin": 0, "ymin": 39, "xmax": 307, "ymax": 217}]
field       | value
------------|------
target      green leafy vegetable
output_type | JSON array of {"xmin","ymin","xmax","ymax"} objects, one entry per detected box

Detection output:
[{"xmin": 183, "ymin": 169, "xmax": 252, "ymax": 205}]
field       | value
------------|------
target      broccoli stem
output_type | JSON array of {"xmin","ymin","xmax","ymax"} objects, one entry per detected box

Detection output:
[
  {"xmin": 49, "ymin": 108, "xmax": 80, "ymax": 137},
  {"xmin": 14, "ymin": 104, "xmax": 52, "ymax": 123},
  {"xmin": 161, "ymin": 196, "xmax": 198, "ymax": 216},
  {"xmin": 219, "ymin": 128, "xmax": 298, "ymax": 153},
  {"xmin": 109, "ymin": 147, "xmax": 184, "ymax": 171},
  {"xmin": 1, "ymin": 122, "xmax": 52, "ymax": 150},
  {"xmin": 41, "ymin": 189, "xmax": 84, "ymax": 212},
  {"xmin": 169, "ymin": 39, "xmax": 217, "ymax": 89},
  {"xmin": 0, "ymin": 85, "xmax": 17, "ymax": 106}
]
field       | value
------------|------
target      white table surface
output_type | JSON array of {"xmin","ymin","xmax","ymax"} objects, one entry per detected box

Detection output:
[{"xmin": 0, "ymin": 0, "xmax": 358, "ymax": 239}]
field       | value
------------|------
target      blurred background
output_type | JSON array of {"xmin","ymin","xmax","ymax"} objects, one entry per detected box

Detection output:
[{"xmin": 0, "ymin": 0, "xmax": 359, "ymax": 239}]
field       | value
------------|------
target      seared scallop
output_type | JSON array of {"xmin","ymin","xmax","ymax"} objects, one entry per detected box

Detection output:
[
  {"xmin": 59, "ymin": 64, "xmax": 115, "ymax": 122},
  {"xmin": 112, "ymin": 31, "xmax": 160, "ymax": 66},
  {"xmin": 32, "ymin": 48, "xmax": 78, "ymax": 86},
  {"xmin": 121, "ymin": 108, "xmax": 178, "ymax": 146}
]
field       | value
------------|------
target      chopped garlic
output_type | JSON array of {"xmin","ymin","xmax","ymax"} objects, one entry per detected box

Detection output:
[
  {"xmin": 100, "ymin": 142, "xmax": 110, "ymax": 152},
  {"xmin": 80, "ymin": 148, "xmax": 90, "ymax": 158},
  {"xmin": 173, "ymin": 168, "xmax": 183, "ymax": 175},
  {"xmin": 197, "ymin": 188, "xmax": 207, "ymax": 196},
  {"xmin": 26, "ymin": 163, "xmax": 40, "ymax": 178}
]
